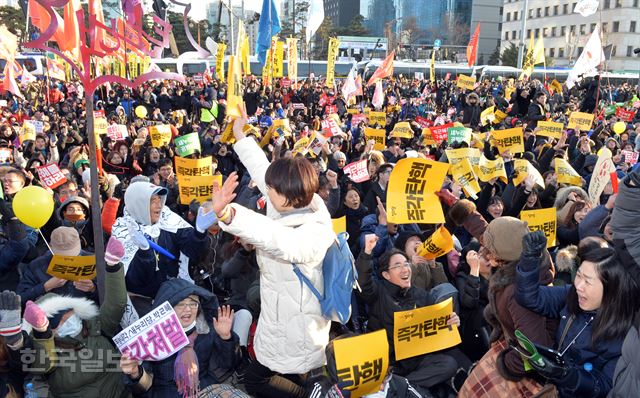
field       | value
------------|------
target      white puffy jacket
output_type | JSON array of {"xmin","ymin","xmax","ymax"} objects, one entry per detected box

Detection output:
[{"xmin": 219, "ymin": 137, "xmax": 335, "ymax": 374}]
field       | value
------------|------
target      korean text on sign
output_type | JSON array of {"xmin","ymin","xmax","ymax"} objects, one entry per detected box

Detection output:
[
  {"xmin": 113, "ymin": 301, "xmax": 189, "ymax": 361},
  {"xmin": 537, "ymin": 121, "xmax": 564, "ymax": 139},
  {"xmin": 174, "ymin": 132, "xmax": 202, "ymax": 157},
  {"xmin": 521, "ymin": 208, "xmax": 557, "ymax": 248},
  {"xmin": 456, "ymin": 74, "xmax": 476, "ymax": 91},
  {"xmin": 333, "ymin": 329, "xmax": 389, "ymax": 398},
  {"xmin": 150, "ymin": 125, "xmax": 172, "ymax": 147},
  {"xmin": 47, "ymin": 255, "xmax": 97, "ymax": 281},
  {"xmin": 365, "ymin": 127, "xmax": 386, "ymax": 151},
  {"xmin": 36, "ymin": 164, "xmax": 67, "ymax": 189},
  {"xmin": 394, "ymin": 298, "xmax": 461, "ymax": 360},
  {"xmin": 417, "ymin": 226, "xmax": 454, "ymax": 260},
  {"xmin": 567, "ymin": 112, "xmax": 594, "ymax": 131},
  {"xmin": 175, "ymin": 156, "xmax": 213, "ymax": 177},
  {"xmin": 367, "ymin": 111, "xmax": 386, "ymax": 127},
  {"xmin": 492, "ymin": 127, "xmax": 524, "ymax": 154},
  {"xmin": 343, "ymin": 159, "xmax": 370, "ymax": 183},
  {"xmin": 106, "ymin": 124, "xmax": 128, "ymax": 141},
  {"xmin": 387, "ymin": 159, "xmax": 449, "ymax": 225},
  {"xmin": 177, "ymin": 174, "xmax": 222, "ymax": 204}
]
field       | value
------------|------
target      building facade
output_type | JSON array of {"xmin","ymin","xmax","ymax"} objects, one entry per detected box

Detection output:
[
  {"xmin": 325, "ymin": 0, "xmax": 360, "ymax": 27},
  {"xmin": 500, "ymin": 0, "xmax": 640, "ymax": 71},
  {"xmin": 471, "ymin": 0, "xmax": 504, "ymax": 63}
]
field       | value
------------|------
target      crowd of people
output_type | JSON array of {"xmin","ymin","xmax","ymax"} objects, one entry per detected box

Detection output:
[{"xmin": 0, "ymin": 65, "xmax": 638, "ymax": 398}]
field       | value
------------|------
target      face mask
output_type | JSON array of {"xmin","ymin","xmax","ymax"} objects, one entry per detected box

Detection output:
[
  {"xmin": 65, "ymin": 213, "xmax": 85, "ymax": 222},
  {"xmin": 55, "ymin": 313, "xmax": 83, "ymax": 338}
]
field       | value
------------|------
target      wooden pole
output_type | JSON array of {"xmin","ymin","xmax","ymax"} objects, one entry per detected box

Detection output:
[{"xmin": 85, "ymin": 93, "xmax": 107, "ymax": 304}]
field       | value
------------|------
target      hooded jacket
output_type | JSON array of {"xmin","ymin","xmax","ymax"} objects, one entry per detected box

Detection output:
[
  {"xmin": 219, "ymin": 137, "xmax": 335, "ymax": 375},
  {"xmin": 125, "ymin": 279, "xmax": 240, "ymax": 398},
  {"xmin": 111, "ymin": 182, "xmax": 208, "ymax": 299}
]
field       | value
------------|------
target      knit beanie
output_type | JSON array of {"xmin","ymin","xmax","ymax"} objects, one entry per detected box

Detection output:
[{"xmin": 482, "ymin": 217, "xmax": 530, "ymax": 262}]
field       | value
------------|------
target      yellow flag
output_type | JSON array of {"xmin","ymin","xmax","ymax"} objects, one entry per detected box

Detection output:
[
  {"xmin": 386, "ymin": 159, "xmax": 449, "ymax": 224},
  {"xmin": 450, "ymin": 158, "xmax": 481, "ymax": 199},
  {"xmin": 236, "ymin": 21, "xmax": 250, "ymax": 75},
  {"xmin": 394, "ymin": 298, "xmax": 461, "ymax": 360},
  {"xmin": 550, "ymin": 79, "xmax": 563, "ymax": 94},
  {"xmin": 326, "ymin": 37, "xmax": 340, "ymax": 89},
  {"xmin": 532, "ymin": 36, "xmax": 546, "ymax": 65},
  {"xmin": 273, "ymin": 41, "xmax": 284, "ymax": 78},
  {"xmin": 287, "ymin": 38, "xmax": 298, "ymax": 83},
  {"xmin": 521, "ymin": 208, "xmax": 557, "ymax": 248},
  {"xmin": 555, "ymin": 158, "xmax": 582, "ymax": 186},
  {"xmin": 226, "ymin": 55, "xmax": 244, "ymax": 118},
  {"xmin": 430, "ymin": 50, "xmax": 436, "ymax": 83},
  {"xmin": 477, "ymin": 155, "xmax": 507, "ymax": 183},
  {"xmin": 215, "ymin": 43, "xmax": 227, "ymax": 79},
  {"xmin": 417, "ymin": 226, "xmax": 454, "ymax": 260},
  {"xmin": 334, "ymin": 330, "xmax": 389, "ymax": 397},
  {"xmin": 519, "ymin": 35, "xmax": 535, "ymax": 80}
]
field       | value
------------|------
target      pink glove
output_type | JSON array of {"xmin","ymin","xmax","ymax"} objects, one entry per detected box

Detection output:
[
  {"xmin": 436, "ymin": 189, "xmax": 459, "ymax": 207},
  {"xmin": 105, "ymin": 236, "xmax": 125, "ymax": 265},
  {"xmin": 24, "ymin": 301, "xmax": 49, "ymax": 332}
]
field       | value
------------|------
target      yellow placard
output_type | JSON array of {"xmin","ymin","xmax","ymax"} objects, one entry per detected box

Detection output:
[
  {"xmin": 19, "ymin": 126, "xmax": 36, "ymax": 144},
  {"xmin": 220, "ymin": 119, "xmax": 237, "ymax": 144},
  {"xmin": 150, "ymin": 125, "xmax": 172, "ymax": 147},
  {"xmin": 286, "ymin": 37, "xmax": 298, "ymax": 82},
  {"xmin": 480, "ymin": 106, "xmax": 495, "ymax": 126},
  {"xmin": 334, "ymin": 330, "xmax": 389, "ymax": 398},
  {"xmin": 346, "ymin": 108, "xmax": 359, "ymax": 114},
  {"xmin": 417, "ymin": 226, "xmax": 454, "ymax": 260},
  {"xmin": 450, "ymin": 158, "xmax": 481, "ymax": 199},
  {"xmin": 326, "ymin": 37, "xmax": 340, "ymax": 88},
  {"xmin": 456, "ymin": 74, "xmax": 476, "ymax": 91},
  {"xmin": 492, "ymin": 127, "xmax": 524, "ymax": 154},
  {"xmin": 393, "ymin": 298, "xmax": 461, "ymax": 360},
  {"xmin": 422, "ymin": 128, "xmax": 436, "ymax": 146},
  {"xmin": 47, "ymin": 255, "xmax": 97, "ymax": 281},
  {"xmin": 445, "ymin": 147, "xmax": 481, "ymax": 167},
  {"xmin": 537, "ymin": 121, "xmax": 564, "ymax": 139},
  {"xmin": 367, "ymin": 111, "xmax": 386, "ymax": 127},
  {"xmin": 95, "ymin": 117, "xmax": 109, "ymax": 135},
  {"xmin": 177, "ymin": 174, "xmax": 222, "ymax": 204},
  {"xmin": 550, "ymin": 79, "xmax": 563, "ymax": 94},
  {"xmin": 513, "ymin": 159, "xmax": 545, "ymax": 189},
  {"xmin": 477, "ymin": 155, "xmax": 507, "ymax": 184},
  {"xmin": 505, "ymin": 86, "xmax": 516, "ymax": 102},
  {"xmin": 215, "ymin": 42, "xmax": 227, "ymax": 78},
  {"xmin": 493, "ymin": 109, "xmax": 508, "ymax": 124},
  {"xmin": 555, "ymin": 158, "xmax": 582, "ymax": 186},
  {"xmin": 273, "ymin": 41, "xmax": 284, "ymax": 78},
  {"xmin": 365, "ymin": 127, "xmax": 386, "ymax": 151},
  {"xmin": 521, "ymin": 208, "xmax": 557, "ymax": 248},
  {"xmin": 387, "ymin": 158, "xmax": 449, "ymax": 224},
  {"xmin": 175, "ymin": 156, "xmax": 213, "ymax": 177},
  {"xmin": 390, "ymin": 121, "xmax": 413, "ymax": 139},
  {"xmin": 292, "ymin": 136, "xmax": 310, "ymax": 156},
  {"xmin": 567, "ymin": 112, "xmax": 594, "ymax": 131},
  {"xmin": 331, "ymin": 216, "xmax": 346, "ymax": 235}
]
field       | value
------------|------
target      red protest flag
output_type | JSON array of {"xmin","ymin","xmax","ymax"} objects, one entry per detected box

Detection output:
[
  {"xmin": 367, "ymin": 50, "xmax": 395, "ymax": 86},
  {"xmin": 466, "ymin": 24, "xmax": 481, "ymax": 67}
]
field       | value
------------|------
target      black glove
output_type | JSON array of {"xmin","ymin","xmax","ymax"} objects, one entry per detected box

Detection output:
[
  {"xmin": 529, "ymin": 354, "xmax": 570, "ymax": 381},
  {"xmin": 522, "ymin": 231, "xmax": 547, "ymax": 259}
]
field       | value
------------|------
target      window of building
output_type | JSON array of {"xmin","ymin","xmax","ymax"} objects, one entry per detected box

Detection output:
[
  {"xmin": 550, "ymin": 48, "xmax": 555, "ymax": 57},
  {"xmin": 580, "ymin": 24, "xmax": 586, "ymax": 34},
  {"xmin": 628, "ymin": 46, "xmax": 634, "ymax": 57},
  {"xmin": 635, "ymin": 0, "xmax": 639, "ymax": 7},
  {"xmin": 527, "ymin": 29, "xmax": 532, "ymax": 38},
  {"xmin": 543, "ymin": 27, "xmax": 547, "ymax": 36},
  {"xmin": 590, "ymin": 23, "xmax": 596, "ymax": 32},
  {"xmin": 512, "ymin": 30, "xmax": 517, "ymax": 39},
  {"xmin": 578, "ymin": 47, "xmax": 584, "ymax": 54},
  {"xmin": 613, "ymin": 21, "xmax": 619, "ymax": 32},
  {"xmin": 604, "ymin": 0, "xmax": 610, "ymax": 8},
  {"xmin": 561, "ymin": 26, "xmax": 566, "ymax": 36},
  {"xmin": 545, "ymin": 6, "xmax": 549, "ymax": 16},
  {"xmin": 559, "ymin": 48, "xmax": 565, "ymax": 57},
  {"xmin": 616, "ymin": 0, "xmax": 622, "ymax": 6},
  {"xmin": 506, "ymin": 12, "xmax": 510, "ymax": 21},
  {"xmin": 505, "ymin": 31, "xmax": 509, "ymax": 40},
  {"xmin": 513, "ymin": 11, "xmax": 518, "ymax": 20},
  {"xmin": 572, "ymin": 2, "xmax": 577, "ymax": 11},
  {"xmin": 570, "ymin": 25, "xmax": 576, "ymax": 33},
  {"xmin": 535, "ymin": 28, "xmax": 540, "ymax": 37},
  {"xmin": 612, "ymin": 46, "xmax": 617, "ymax": 56},
  {"xmin": 631, "ymin": 21, "xmax": 637, "ymax": 33},
  {"xmin": 529, "ymin": 9, "xmax": 533, "ymax": 18},
  {"xmin": 551, "ymin": 27, "xmax": 557, "ymax": 36},
  {"xmin": 536, "ymin": 8, "xmax": 541, "ymax": 17},
  {"xmin": 554, "ymin": 5, "xmax": 559, "ymax": 15},
  {"xmin": 563, "ymin": 4, "xmax": 568, "ymax": 14}
]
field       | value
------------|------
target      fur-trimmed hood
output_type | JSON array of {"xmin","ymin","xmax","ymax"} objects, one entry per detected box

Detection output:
[
  {"xmin": 555, "ymin": 245, "xmax": 577, "ymax": 273},
  {"xmin": 32, "ymin": 295, "xmax": 99, "ymax": 330}
]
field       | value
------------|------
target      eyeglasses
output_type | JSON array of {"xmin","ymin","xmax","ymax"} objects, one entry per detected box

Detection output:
[
  {"xmin": 387, "ymin": 262, "xmax": 411, "ymax": 271},
  {"xmin": 175, "ymin": 301, "xmax": 199, "ymax": 310}
]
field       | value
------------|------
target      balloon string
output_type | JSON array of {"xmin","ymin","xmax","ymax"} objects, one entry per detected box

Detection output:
[{"xmin": 38, "ymin": 229, "xmax": 54, "ymax": 254}]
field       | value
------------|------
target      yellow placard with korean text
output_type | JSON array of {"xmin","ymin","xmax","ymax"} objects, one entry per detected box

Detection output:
[
  {"xmin": 215, "ymin": 43, "xmax": 227, "ymax": 78},
  {"xmin": 493, "ymin": 109, "xmax": 508, "ymax": 124},
  {"xmin": 537, "ymin": 121, "xmax": 564, "ymax": 140},
  {"xmin": 273, "ymin": 41, "xmax": 284, "ymax": 78},
  {"xmin": 513, "ymin": 159, "xmax": 545, "ymax": 189},
  {"xmin": 521, "ymin": 208, "xmax": 557, "ymax": 248},
  {"xmin": 347, "ymin": 108, "xmax": 359, "ymax": 114},
  {"xmin": 450, "ymin": 158, "xmax": 481, "ymax": 199},
  {"xmin": 334, "ymin": 330, "xmax": 389, "ymax": 398},
  {"xmin": 456, "ymin": 74, "xmax": 476, "ymax": 91},
  {"xmin": 367, "ymin": 111, "xmax": 386, "ymax": 127},
  {"xmin": 177, "ymin": 174, "xmax": 222, "ymax": 205},
  {"xmin": 19, "ymin": 123, "xmax": 36, "ymax": 144},
  {"xmin": 394, "ymin": 298, "xmax": 460, "ymax": 360},
  {"xmin": 417, "ymin": 226, "xmax": 454, "ymax": 260},
  {"xmin": 95, "ymin": 117, "xmax": 109, "ymax": 135},
  {"xmin": 422, "ymin": 128, "xmax": 436, "ymax": 146},
  {"xmin": 480, "ymin": 106, "xmax": 495, "ymax": 126},
  {"xmin": 387, "ymin": 158, "xmax": 449, "ymax": 224},
  {"xmin": 47, "ymin": 255, "xmax": 96, "ymax": 281},
  {"xmin": 292, "ymin": 136, "xmax": 310, "ymax": 156},
  {"xmin": 150, "ymin": 125, "xmax": 172, "ymax": 147},
  {"xmin": 175, "ymin": 156, "xmax": 213, "ymax": 177},
  {"xmin": 390, "ymin": 121, "xmax": 413, "ymax": 139},
  {"xmin": 365, "ymin": 127, "xmax": 386, "ymax": 151},
  {"xmin": 567, "ymin": 112, "xmax": 594, "ymax": 131},
  {"xmin": 445, "ymin": 148, "xmax": 481, "ymax": 167},
  {"xmin": 477, "ymin": 155, "xmax": 507, "ymax": 184},
  {"xmin": 493, "ymin": 127, "xmax": 524, "ymax": 154},
  {"xmin": 555, "ymin": 158, "xmax": 582, "ymax": 186},
  {"xmin": 331, "ymin": 216, "xmax": 346, "ymax": 235}
]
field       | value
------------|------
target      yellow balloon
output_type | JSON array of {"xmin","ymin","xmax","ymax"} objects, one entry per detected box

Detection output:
[
  {"xmin": 135, "ymin": 105, "xmax": 147, "ymax": 119},
  {"xmin": 613, "ymin": 121, "xmax": 626, "ymax": 135},
  {"xmin": 12, "ymin": 186, "xmax": 54, "ymax": 229}
]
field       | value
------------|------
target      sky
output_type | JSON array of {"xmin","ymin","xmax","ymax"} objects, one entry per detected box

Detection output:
[{"xmin": 164, "ymin": 0, "xmax": 265, "ymax": 22}]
